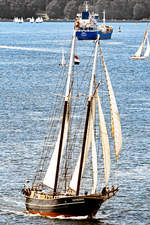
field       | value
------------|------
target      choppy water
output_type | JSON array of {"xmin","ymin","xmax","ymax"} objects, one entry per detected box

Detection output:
[{"xmin": 0, "ymin": 21, "xmax": 150, "ymax": 225}]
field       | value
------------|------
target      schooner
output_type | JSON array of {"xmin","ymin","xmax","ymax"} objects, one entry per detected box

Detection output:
[{"xmin": 23, "ymin": 31, "xmax": 122, "ymax": 219}]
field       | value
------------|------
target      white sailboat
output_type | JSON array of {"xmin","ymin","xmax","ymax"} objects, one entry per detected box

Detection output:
[
  {"xmin": 131, "ymin": 28, "xmax": 150, "ymax": 60},
  {"xmin": 30, "ymin": 17, "xmax": 35, "ymax": 23},
  {"xmin": 36, "ymin": 17, "xmax": 43, "ymax": 23},
  {"xmin": 23, "ymin": 32, "xmax": 122, "ymax": 219},
  {"xmin": 59, "ymin": 49, "xmax": 66, "ymax": 66}
]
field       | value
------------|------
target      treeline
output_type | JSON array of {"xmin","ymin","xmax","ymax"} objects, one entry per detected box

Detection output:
[{"xmin": 0, "ymin": 0, "xmax": 150, "ymax": 20}]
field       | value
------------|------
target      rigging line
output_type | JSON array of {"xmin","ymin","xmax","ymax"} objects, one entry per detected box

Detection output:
[
  {"xmin": 32, "ymin": 40, "xmax": 73, "ymax": 186},
  {"xmin": 33, "ymin": 91, "xmax": 64, "ymax": 176},
  {"xmin": 33, "ymin": 77, "xmax": 67, "ymax": 186},
  {"xmin": 33, "ymin": 46, "xmax": 72, "ymax": 184}
]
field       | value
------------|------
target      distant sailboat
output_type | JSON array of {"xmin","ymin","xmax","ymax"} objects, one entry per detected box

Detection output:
[
  {"xmin": 30, "ymin": 17, "xmax": 35, "ymax": 23},
  {"xmin": 118, "ymin": 26, "xmax": 121, "ymax": 32},
  {"xmin": 131, "ymin": 28, "xmax": 150, "ymax": 60},
  {"xmin": 36, "ymin": 17, "xmax": 43, "ymax": 23},
  {"xmin": 59, "ymin": 49, "xmax": 66, "ymax": 66},
  {"xmin": 13, "ymin": 17, "xmax": 23, "ymax": 23}
]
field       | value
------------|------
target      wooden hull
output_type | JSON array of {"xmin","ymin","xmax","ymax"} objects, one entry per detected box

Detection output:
[{"xmin": 25, "ymin": 194, "xmax": 105, "ymax": 218}]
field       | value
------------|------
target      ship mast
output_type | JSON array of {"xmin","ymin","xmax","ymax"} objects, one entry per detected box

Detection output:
[
  {"xmin": 76, "ymin": 36, "xmax": 100, "ymax": 196},
  {"xmin": 103, "ymin": 10, "xmax": 106, "ymax": 25},
  {"xmin": 53, "ymin": 30, "xmax": 76, "ymax": 195}
]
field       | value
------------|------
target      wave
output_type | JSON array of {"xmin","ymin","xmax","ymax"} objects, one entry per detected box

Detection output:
[
  {"xmin": 0, "ymin": 196, "xmax": 24, "ymax": 206},
  {"xmin": 0, "ymin": 45, "xmax": 60, "ymax": 53}
]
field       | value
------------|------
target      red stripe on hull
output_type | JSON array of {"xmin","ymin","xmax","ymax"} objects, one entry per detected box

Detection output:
[{"xmin": 29, "ymin": 210, "xmax": 75, "ymax": 218}]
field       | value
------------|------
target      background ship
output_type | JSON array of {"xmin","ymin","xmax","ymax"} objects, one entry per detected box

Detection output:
[{"xmin": 74, "ymin": 1, "xmax": 113, "ymax": 40}]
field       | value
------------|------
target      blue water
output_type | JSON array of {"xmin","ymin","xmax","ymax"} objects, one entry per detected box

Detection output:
[{"xmin": 0, "ymin": 21, "xmax": 150, "ymax": 225}]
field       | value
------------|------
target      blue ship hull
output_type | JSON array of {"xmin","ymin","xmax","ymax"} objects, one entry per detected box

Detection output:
[{"xmin": 76, "ymin": 30, "xmax": 113, "ymax": 40}]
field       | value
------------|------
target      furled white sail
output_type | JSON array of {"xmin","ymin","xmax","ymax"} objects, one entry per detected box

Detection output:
[
  {"xmin": 101, "ymin": 50, "xmax": 122, "ymax": 160},
  {"xmin": 96, "ymin": 91, "xmax": 110, "ymax": 186},
  {"xmin": 133, "ymin": 29, "xmax": 148, "ymax": 58},
  {"xmin": 43, "ymin": 114, "xmax": 69, "ymax": 188}
]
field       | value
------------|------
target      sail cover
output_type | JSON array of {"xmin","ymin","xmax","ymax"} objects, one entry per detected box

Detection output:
[{"xmin": 101, "ymin": 49, "xmax": 122, "ymax": 160}]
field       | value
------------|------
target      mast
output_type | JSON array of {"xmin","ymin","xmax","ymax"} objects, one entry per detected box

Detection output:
[
  {"xmin": 103, "ymin": 10, "xmax": 105, "ymax": 25},
  {"xmin": 53, "ymin": 30, "xmax": 76, "ymax": 195},
  {"xmin": 76, "ymin": 36, "xmax": 100, "ymax": 196},
  {"xmin": 85, "ymin": 1, "xmax": 88, "ymax": 12}
]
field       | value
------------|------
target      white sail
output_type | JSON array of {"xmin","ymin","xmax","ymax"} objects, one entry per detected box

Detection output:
[
  {"xmin": 96, "ymin": 92, "xmax": 110, "ymax": 186},
  {"xmin": 43, "ymin": 32, "xmax": 76, "ymax": 189},
  {"xmin": 134, "ymin": 42, "xmax": 144, "ymax": 58},
  {"xmin": 60, "ymin": 49, "xmax": 66, "ymax": 66},
  {"xmin": 143, "ymin": 37, "xmax": 150, "ymax": 58},
  {"xmin": 133, "ymin": 29, "xmax": 148, "ymax": 58},
  {"xmin": 101, "ymin": 49, "xmax": 122, "ymax": 161},
  {"xmin": 43, "ymin": 115, "xmax": 69, "ymax": 188}
]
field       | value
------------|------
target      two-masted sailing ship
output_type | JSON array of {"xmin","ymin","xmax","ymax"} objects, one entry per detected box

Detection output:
[
  {"xmin": 131, "ymin": 26, "xmax": 150, "ymax": 60},
  {"xmin": 23, "ymin": 30, "xmax": 122, "ymax": 219}
]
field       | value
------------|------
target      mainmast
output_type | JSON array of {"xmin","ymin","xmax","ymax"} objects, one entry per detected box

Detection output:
[
  {"xmin": 53, "ymin": 30, "xmax": 76, "ymax": 195},
  {"xmin": 85, "ymin": 1, "xmax": 88, "ymax": 12},
  {"xmin": 76, "ymin": 36, "xmax": 100, "ymax": 196},
  {"xmin": 103, "ymin": 10, "xmax": 105, "ymax": 25}
]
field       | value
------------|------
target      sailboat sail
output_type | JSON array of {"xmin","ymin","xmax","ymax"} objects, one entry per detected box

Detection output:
[
  {"xmin": 43, "ymin": 113, "xmax": 69, "ymax": 188},
  {"xmin": 60, "ymin": 49, "xmax": 66, "ymax": 66},
  {"xmin": 131, "ymin": 28, "xmax": 150, "ymax": 60},
  {"xmin": 43, "ymin": 31, "xmax": 76, "ymax": 190},
  {"xmin": 100, "ymin": 49, "xmax": 122, "ymax": 160},
  {"xmin": 69, "ymin": 99, "xmax": 97, "ymax": 193},
  {"xmin": 143, "ymin": 37, "xmax": 150, "ymax": 58},
  {"xmin": 134, "ymin": 29, "xmax": 148, "ymax": 57},
  {"xmin": 96, "ymin": 91, "xmax": 110, "ymax": 186}
]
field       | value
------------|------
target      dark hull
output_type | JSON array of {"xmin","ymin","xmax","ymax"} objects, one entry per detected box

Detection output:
[{"xmin": 25, "ymin": 194, "xmax": 105, "ymax": 218}]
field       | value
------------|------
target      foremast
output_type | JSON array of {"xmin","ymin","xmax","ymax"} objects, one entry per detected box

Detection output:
[
  {"xmin": 53, "ymin": 30, "xmax": 76, "ymax": 195},
  {"xmin": 42, "ymin": 31, "xmax": 76, "ymax": 195}
]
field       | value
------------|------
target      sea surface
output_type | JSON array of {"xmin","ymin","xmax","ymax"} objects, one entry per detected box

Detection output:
[{"xmin": 0, "ymin": 21, "xmax": 150, "ymax": 225}]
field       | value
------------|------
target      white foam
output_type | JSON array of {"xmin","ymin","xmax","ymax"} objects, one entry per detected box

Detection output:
[{"xmin": 0, "ymin": 45, "xmax": 59, "ymax": 53}]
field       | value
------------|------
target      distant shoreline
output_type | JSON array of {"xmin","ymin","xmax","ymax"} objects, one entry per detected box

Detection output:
[{"xmin": 0, "ymin": 18, "xmax": 150, "ymax": 23}]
